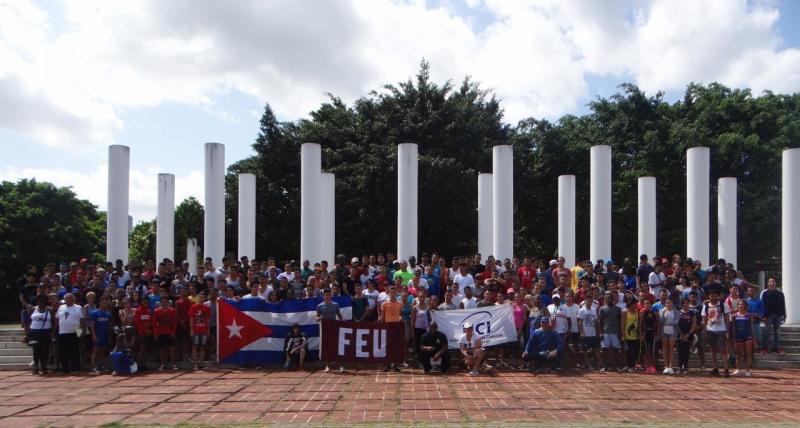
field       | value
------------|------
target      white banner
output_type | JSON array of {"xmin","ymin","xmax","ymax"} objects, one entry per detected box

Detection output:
[{"xmin": 431, "ymin": 304, "xmax": 517, "ymax": 349}]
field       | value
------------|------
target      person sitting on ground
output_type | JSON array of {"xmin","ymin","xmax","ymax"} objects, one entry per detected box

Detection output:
[
  {"xmin": 419, "ymin": 321, "xmax": 450, "ymax": 374},
  {"xmin": 284, "ymin": 323, "xmax": 308, "ymax": 370},
  {"xmin": 110, "ymin": 326, "xmax": 138, "ymax": 376},
  {"xmin": 458, "ymin": 322, "xmax": 484, "ymax": 376},
  {"xmin": 522, "ymin": 316, "xmax": 563, "ymax": 373}
]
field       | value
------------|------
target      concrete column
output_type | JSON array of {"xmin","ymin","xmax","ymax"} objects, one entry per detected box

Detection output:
[
  {"xmin": 301, "ymin": 143, "xmax": 321, "ymax": 264},
  {"xmin": 686, "ymin": 147, "xmax": 710, "ymax": 265},
  {"xmin": 107, "ymin": 145, "xmax": 130, "ymax": 264},
  {"xmin": 782, "ymin": 149, "xmax": 800, "ymax": 324},
  {"xmin": 156, "ymin": 173, "xmax": 175, "ymax": 263},
  {"xmin": 638, "ymin": 177, "xmax": 657, "ymax": 260},
  {"xmin": 590, "ymin": 145, "xmax": 612, "ymax": 263},
  {"xmin": 204, "ymin": 143, "xmax": 225, "ymax": 264},
  {"xmin": 558, "ymin": 175, "xmax": 576, "ymax": 268},
  {"xmin": 397, "ymin": 143, "xmax": 418, "ymax": 261},
  {"xmin": 477, "ymin": 173, "xmax": 493, "ymax": 258},
  {"xmin": 186, "ymin": 238, "xmax": 198, "ymax": 277},
  {"xmin": 717, "ymin": 177, "xmax": 737, "ymax": 268},
  {"xmin": 492, "ymin": 145, "xmax": 513, "ymax": 261},
  {"xmin": 238, "ymin": 173, "xmax": 256, "ymax": 261},
  {"xmin": 320, "ymin": 173, "xmax": 336, "ymax": 265}
]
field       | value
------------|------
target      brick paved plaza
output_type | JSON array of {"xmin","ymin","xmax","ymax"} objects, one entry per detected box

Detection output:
[{"xmin": 0, "ymin": 368, "xmax": 797, "ymax": 427}]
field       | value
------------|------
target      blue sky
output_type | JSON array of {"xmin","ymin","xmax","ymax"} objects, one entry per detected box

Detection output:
[{"xmin": 2, "ymin": 0, "xmax": 799, "ymax": 222}]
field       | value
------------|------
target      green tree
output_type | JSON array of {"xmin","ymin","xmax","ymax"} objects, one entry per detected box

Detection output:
[
  {"xmin": 0, "ymin": 178, "xmax": 105, "ymax": 290},
  {"xmin": 128, "ymin": 220, "xmax": 155, "ymax": 265},
  {"xmin": 174, "ymin": 197, "xmax": 204, "ymax": 263}
]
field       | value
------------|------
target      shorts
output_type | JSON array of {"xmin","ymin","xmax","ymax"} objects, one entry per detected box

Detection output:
[
  {"xmin": 601, "ymin": 333, "xmax": 621, "ymax": 349},
  {"xmin": 582, "ymin": 336, "xmax": 600, "ymax": 350},
  {"xmin": 568, "ymin": 332, "xmax": 580, "ymax": 344},
  {"xmin": 176, "ymin": 325, "xmax": 190, "ymax": 340},
  {"xmin": 706, "ymin": 330, "xmax": 727, "ymax": 351},
  {"xmin": 192, "ymin": 334, "xmax": 208, "ymax": 346},
  {"xmin": 156, "ymin": 335, "xmax": 175, "ymax": 350}
]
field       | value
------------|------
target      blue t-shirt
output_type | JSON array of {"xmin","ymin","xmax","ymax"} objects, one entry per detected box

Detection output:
[
  {"xmin": 148, "ymin": 293, "xmax": 160, "ymax": 311},
  {"xmin": 90, "ymin": 309, "xmax": 112, "ymax": 344}
]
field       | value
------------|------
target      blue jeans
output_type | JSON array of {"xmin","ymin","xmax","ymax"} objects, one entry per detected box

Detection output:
[
  {"xmin": 765, "ymin": 314, "xmax": 782, "ymax": 351},
  {"xmin": 752, "ymin": 321, "xmax": 762, "ymax": 349}
]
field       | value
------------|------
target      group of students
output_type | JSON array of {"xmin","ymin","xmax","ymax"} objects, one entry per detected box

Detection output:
[{"xmin": 17, "ymin": 251, "xmax": 787, "ymax": 376}]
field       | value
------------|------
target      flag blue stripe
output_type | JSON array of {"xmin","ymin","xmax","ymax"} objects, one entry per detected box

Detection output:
[
  {"xmin": 229, "ymin": 296, "xmax": 352, "ymax": 313},
  {"xmin": 266, "ymin": 323, "xmax": 318, "ymax": 339},
  {"xmin": 224, "ymin": 350, "xmax": 319, "ymax": 366}
]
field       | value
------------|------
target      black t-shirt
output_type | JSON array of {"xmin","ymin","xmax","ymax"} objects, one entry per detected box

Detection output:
[
  {"xmin": 470, "ymin": 264, "xmax": 485, "ymax": 276},
  {"xmin": 19, "ymin": 284, "xmax": 37, "ymax": 307},
  {"xmin": 420, "ymin": 331, "xmax": 448, "ymax": 352},
  {"xmin": 637, "ymin": 264, "xmax": 654, "ymax": 284},
  {"xmin": 341, "ymin": 277, "xmax": 358, "ymax": 296}
]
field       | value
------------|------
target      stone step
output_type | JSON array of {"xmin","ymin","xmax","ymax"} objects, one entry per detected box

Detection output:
[
  {"xmin": 0, "ymin": 363, "xmax": 31, "ymax": 371},
  {"xmin": 0, "ymin": 349, "xmax": 32, "ymax": 357},
  {"xmin": 0, "ymin": 342, "xmax": 31, "ymax": 350},
  {"xmin": 0, "ymin": 356, "xmax": 31, "ymax": 364}
]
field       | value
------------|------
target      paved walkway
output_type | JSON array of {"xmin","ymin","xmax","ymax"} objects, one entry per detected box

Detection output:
[{"xmin": 0, "ymin": 367, "xmax": 798, "ymax": 426}]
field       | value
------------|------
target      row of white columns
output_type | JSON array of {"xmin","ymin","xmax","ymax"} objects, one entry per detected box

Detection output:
[
  {"xmin": 554, "ymin": 146, "xmax": 738, "ymax": 268},
  {"xmin": 475, "ymin": 146, "xmax": 515, "ymax": 262}
]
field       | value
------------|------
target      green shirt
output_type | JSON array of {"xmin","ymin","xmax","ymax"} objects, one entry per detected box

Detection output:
[{"xmin": 393, "ymin": 270, "xmax": 414, "ymax": 285}]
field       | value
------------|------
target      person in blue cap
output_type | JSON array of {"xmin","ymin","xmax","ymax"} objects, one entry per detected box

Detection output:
[{"xmin": 522, "ymin": 316, "xmax": 563, "ymax": 373}]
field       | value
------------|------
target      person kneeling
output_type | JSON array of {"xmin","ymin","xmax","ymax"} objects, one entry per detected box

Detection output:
[
  {"xmin": 284, "ymin": 323, "xmax": 308, "ymax": 370},
  {"xmin": 522, "ymin": 317, "xmax": 563, "ymax": 373},
  {"xmin": 459, "ymin": 322, "xmax": 484, "ymax": 376},
  {"xmin": 419, "ymin": 321, "xmax": 450, "ymax": 374}
]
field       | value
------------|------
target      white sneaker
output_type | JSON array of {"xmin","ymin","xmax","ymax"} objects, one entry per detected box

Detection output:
[
  {"xmin": 745, "ymin": 370, "xmax": 752, "ymax": 377},
  {"xmin": 732, "ymin": 369, "xmax": 740, "ymax": 376},
  {"xmin": 339, "ymin": 366, "xmax": 344, "ymax": 373},
  {"xmin": 663, "ymin": 368, "xmax": 670, "ymax": 374},
  {"xmin": 323, "ymin": 366, "xmax": 330, "ymax": 373},
  {"xmin": 668, "ymin": 368, "xmax": 675, "ymax": 375}
]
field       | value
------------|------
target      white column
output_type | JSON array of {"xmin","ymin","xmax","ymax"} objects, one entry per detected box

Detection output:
[
  {"xmin": 320, "ymin": 173, "xmax": 336, "ymax": 265},
  {"xmin": 301, "ymin": 143, "xmax": 322, "ymax": 264},
  {"xmin": 686, "ymin": 147, "xmax": 710, "ymax": 265},
  {"xmin": 717, "ymin": 177, "xmax": 737, "ymax": 268},
  {"xmin": 638, "ymin": 177, "xmax": 657, "ymax": 260},
  {"xmin": 186, "ymin": 238, "xmax": 198, "ymax": 276},
  {"xmin": 397, "ymin": 143, "xmax": 418, "ymax": 261},
  {"xmin": 782, "ymin": 149, "xmax": 800, "ymax": 324},
  {"xmin": 558, "ymin": 175, "xmax": 576, "ymax": 267},
  {"xmin": 477, "ymin": 173, "xmax": 493, "ymax": 258},
  {"xmin": 590, "ymin": 145, "xmax": 612, "ymax": 263},
  {"xmin": 238, "ymin": 173, "xmax": 256, "ymax": 261},
  {"xmin": 492, "ymin": 145, "xmax": 513, "ymax": 261},
  {"xmin": 107, "ymin": 145, "xmax": 130, "ymax": 264},
  {"xmin": 156, "ymin": 173, "xmax": 175, "ymax": 263},
  {"xmin": 204, "ymin": 143, "xmax": 226, "ymax": 264}
]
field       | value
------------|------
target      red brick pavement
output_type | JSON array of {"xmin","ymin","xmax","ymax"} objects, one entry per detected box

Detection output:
[{"xmin": 0, "ymin": 368, "xmax": 797, "ymax": 426}]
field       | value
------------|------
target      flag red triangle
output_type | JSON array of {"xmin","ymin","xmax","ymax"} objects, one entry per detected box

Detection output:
[{"xmin": 217, "ymin": 300, "xmax": 273, "ymax": 362}]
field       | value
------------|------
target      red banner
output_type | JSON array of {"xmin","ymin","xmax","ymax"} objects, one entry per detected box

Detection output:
[{"xmin": 320, "ymin": 320, "xmax": 406, "ymax": 364}]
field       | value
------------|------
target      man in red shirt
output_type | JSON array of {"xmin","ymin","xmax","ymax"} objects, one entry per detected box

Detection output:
[
  {"xmin": 133, "ymin": 302, "xmax": 153, "ymax": 370},
  {"xmin": 189, "ymin": 292, "xmax": 211, "ymax": 370},
  {"xmin": 175, "ymin": 288, "xmax": 192, "ymax": 362},
  {"xmin": 517, "ymin": 257, "xmax": 535, "ymax": 290},
  {"xmin": 153, "ymin": 293, "xmax": 178, "ymax": 370}
]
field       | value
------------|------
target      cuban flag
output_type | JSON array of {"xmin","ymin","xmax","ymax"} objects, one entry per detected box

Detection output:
[{"xmin": 217, "ymin": 296, "xmax": 352, "ymax": 365}]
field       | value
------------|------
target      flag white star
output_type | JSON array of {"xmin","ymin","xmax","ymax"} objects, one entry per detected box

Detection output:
[{"xmin": 226, "ymin": 319, "xmax": 244, "ymax": 339}]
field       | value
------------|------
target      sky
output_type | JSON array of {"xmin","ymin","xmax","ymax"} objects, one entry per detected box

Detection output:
[{"xmin": 1, "ymin": 0, "xmax": 800, "ymax": 223}]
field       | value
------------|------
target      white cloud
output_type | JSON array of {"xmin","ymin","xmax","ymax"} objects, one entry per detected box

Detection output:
[
  {"xmin": 0, "ymin": 165, "xmax": 204, "ymax": 224},
  {"xmin": 1, "ymin": 0, "xmax": 799, "ymax": 154}
]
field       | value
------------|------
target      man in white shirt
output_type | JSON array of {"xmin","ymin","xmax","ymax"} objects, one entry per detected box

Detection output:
[
  {"xmin": 647, "ymin": 264, "xmax": 666, "ymax": 297},
  {"xmin": 453, "ymin": 264, "xmax": 475, "ymax": 294},
  {"xmin": 55, "ymin": 293, "xmax": 83, "ymax": 373},
  {"xmin": 460, "ymin": 286, "xmax": 478, "ymax": 309},
  {"xmin": 242, "ymin": 284, "xmax": 265, "ymax": 300}
]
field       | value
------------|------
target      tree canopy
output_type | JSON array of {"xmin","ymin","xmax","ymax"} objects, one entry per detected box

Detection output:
[{"xmin": 225, "ymin": 64, "xmax": 798, "ymax": 272}]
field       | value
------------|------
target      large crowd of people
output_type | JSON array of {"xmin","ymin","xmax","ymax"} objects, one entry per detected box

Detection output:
[{"xmin": 17, "ymin": 252, "xmax": 787, "ymax": 378}]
